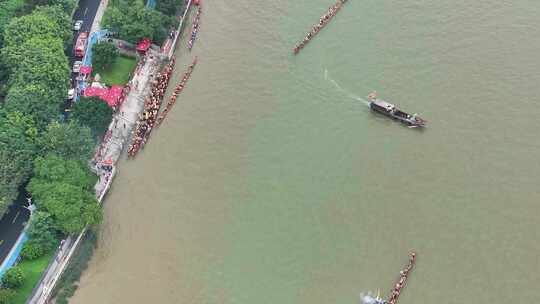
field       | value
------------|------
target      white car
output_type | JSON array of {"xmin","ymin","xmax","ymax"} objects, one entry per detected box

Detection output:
[
  {"xmin": 73, "ymin": 20, "xmax": 83, "ymax": 31},
  {"xmin": 68, "ymin": 88, "xmax": 75, "ymax": 100},
  {"xmin": 72, "ymin": 61, "xmax": 83, "ymax": 73}
]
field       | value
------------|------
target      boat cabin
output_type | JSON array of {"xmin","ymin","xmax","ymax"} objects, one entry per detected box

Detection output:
[{"xmin": 371, "ymin": 100, "xmax": 395, "ymax": 113}]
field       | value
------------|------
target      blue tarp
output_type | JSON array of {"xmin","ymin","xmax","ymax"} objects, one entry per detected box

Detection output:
[
  {"xmin": 146, "ymin": 0, "xmax": 156, "ymax": 9},
  {"xmin": 0, "ymin": 232, "xmax": 28, "ymax": 279}
]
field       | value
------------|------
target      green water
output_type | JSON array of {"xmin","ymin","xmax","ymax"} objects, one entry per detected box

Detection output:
[{"xmin": 71, "ymin": 1, "xmax": 540, "ymax": 303}]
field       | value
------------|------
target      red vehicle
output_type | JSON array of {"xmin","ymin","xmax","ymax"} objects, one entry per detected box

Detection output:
[{"xmin": 74, "ymin": 32, "xmax": 89, "ymax": 58}]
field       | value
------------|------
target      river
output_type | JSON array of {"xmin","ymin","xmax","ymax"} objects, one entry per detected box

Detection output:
[{"xmin": 70, "ymin": 1, "xmax": 540, "ymax": 303}]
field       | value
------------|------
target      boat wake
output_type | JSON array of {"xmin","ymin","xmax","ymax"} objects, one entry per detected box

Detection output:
[
  {"xmin": 359, "ymin": 292, "xmax": 386, "ymax": 304},
  {"xmin": 324, "ymin": 69, "xmax": 370, "ymax": 106}
]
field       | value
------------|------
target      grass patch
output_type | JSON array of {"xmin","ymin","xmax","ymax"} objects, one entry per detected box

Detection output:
[
  {"xmin": 11, "ymin": 252, "xmax": 54, "ymax": 304},
  {"xmin": 51, "ymin": 229, "xmax": 97, "ymax": 304},
  {"xmin": 94, "ymin": 55, "xmax": 137, "ymax": 86}
]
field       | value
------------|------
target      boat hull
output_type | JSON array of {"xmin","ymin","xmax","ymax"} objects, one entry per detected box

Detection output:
[{"xmin": 369, "ymin": 102, "xmax": 425, "ymax": 128}]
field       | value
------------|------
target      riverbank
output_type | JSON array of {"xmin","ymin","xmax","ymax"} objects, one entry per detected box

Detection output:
[{"xmin": 27, "ymin": 0, "xmax": 197, "ymax": 302}]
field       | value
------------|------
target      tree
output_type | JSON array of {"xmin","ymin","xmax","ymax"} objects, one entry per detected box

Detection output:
[
  {"xmin": 3, "ymin": 82, "xmax": 62, "ymax": 130},
  {"xmin": 1, "ymin": 6, "xmax": 71, "ymax": 71},
  {"xmin": 102, "ymin": 0, "xmax": 173, "ymax": 44},
  {"xmin": 27, "ymin": 155, "xmax": 101, "ymax": 234},
  {"xmin": 26, "ymin": 211, "xmax": 58, "ymax": 251},
  {"xmin": 156, "ymin": 0, "xmax": 184, "ymax": 17},
  {"xmin": 0, "ymin": 110, "xmax": 38, "ymax": 216},
  {"xmin": 28, "ymin": 154, "xmax": 96, "ymax": 198},
  {"xmin": 33, "ymin": 5, "xmax": 72, "ymax": 43},
  {"xmin": 33, "ymin": 182, "xmax": 102, "ymax": 234},
  {"xmin": 1, "ymin": 266, "xmax": 25, "ymax": 289},
  {"xmin": 22, "ymin": 0, "xmax": 76, "ymax": 19},
  {"xmin": 7, "ymin": 37, "xmax": 70, "ymax": 100},
  {"xmin": 93, "ymin": 42, "xmax": 119, "ymax": 70},
  {"xmin": 71, "ymin": 97, "xmax": 113, "ymax": 136},
  {"xmin": 38, "ymin": 121, "xmax": 95, "ymax": 164},
  {"xmin": 0, "ymin": 288, "xmax": 16, "ymax": 304},
  {"xmin": 0, "ymin": 0, "xmax": 25, "ymax": 49}
]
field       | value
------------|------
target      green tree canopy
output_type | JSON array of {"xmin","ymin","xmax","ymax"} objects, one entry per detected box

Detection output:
[
  {"xmin": 0, "ymin": 110, "xmax": 37, "ymax": 215},
  {"xmin": 28, "ymin": 154, "xmax": 101, "ymax": 234},
  {"xmin": 28, "ymin": 154, "xmax": 96, "ymax": 198},
  {"xmin": 156, "ymin": 0, "xmax": 184, "ymax": 17},
  {"xmin": 0, "ymin": 0, "xmax": 25, "ymax": 48},
  {"xmin": 71, "ymin": 97, "xmax": 113, "ymax": 136},
  {"xmin": 26, "ymin": 211, "xmax": 58, "ymax": 251},
  {"xmin": 38, "ymin": 121, "xmax": 95, "ymax": 164},
  {"xmin": 7, "ymin": 37, "xmax": 70, "ymax": 95},
  {"xmin": 1, "ymin": 266, "xmax": 25, "ymax": 289},
  {"xmin": 3, "ymin": 82, "xmax": 62, "ymax": 130},
  {"xmin": 92, "ymin": 42, "xmax": 119, "ymax": 70},
  {"xmin": 34, "ymin": 182, "xmax": 101, "ymax": 234},
  {"xmin": 1, "ymin": 5, "xmax": 71, "ymax": 71},
  {"xmin": 103, "ymin": 0, "xmax": 173, "ymax": 44}
]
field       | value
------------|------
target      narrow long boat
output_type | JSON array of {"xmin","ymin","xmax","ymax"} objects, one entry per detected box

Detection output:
[{"xmin": 188, "ymin": 6, "xmax": 202, "ymax": 50}]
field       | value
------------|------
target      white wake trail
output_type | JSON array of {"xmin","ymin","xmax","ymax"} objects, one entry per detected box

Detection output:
[{"xmin": 325, "ymin": 69, "xmax": 370, "ymax": 106}]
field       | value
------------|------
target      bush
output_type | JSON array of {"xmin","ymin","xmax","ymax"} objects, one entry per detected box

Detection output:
[
  {"xmin": 20, "ymin": 241, "xmax": 47, "ymax": 260},
  {"xmin": 71, "ymin": 97, "xmax": 113, "ymax": 137},
  {"xmin": 26, "ymin": 211, "xmax": 58, "ymax": 253},
  {"xmin": 0, "ymin": 288, "xmax": 16, "ymax": 304},
  {"xmin": 92, "ymin": 42, "xmax": 118, "ymax": 70},
  {"xmin": 1, "ymin": 266, "xmax": 25, "ymax": 289}
]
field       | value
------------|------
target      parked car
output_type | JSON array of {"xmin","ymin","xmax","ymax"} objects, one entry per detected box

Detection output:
[
  {"xmin": 73, "ymin": 20, "xmax": 83, "ymax": 31},
  {"xmin": 72, "ymin": 61, "xmax": 83, "ymax": 73},
  {"xmin": 68, "ymin": 88, "xmax": 75, "ymax": 100}
]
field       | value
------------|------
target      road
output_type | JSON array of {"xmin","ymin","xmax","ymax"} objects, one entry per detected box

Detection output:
[
  {"xmin": 0, "ymin": 191, "xmax": 30, "ymax": 265},
  {"xmin": 63, "ymin": 0, "xmax": 103, "ymax": 117}
]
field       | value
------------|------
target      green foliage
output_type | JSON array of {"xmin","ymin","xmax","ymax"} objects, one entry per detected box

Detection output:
[
  {"xmin": 20, "ymin": 241, "xmax": 47, "ymax": 260},
  {"xmin": 7, "ymin": 37, "xmax": 70, "ymax": 99},
  {"xmin": 0, "ymin": 288, "xmax": 16, "ymax": 304},
  {"xmin": 10, "ymin": 252, "xmax": 52, "ymax": 303},
  {"xmin": 21, "ymin": 211, "xmax": 59, "ymax": 260},
  {"xmin": 103, "ymin": 0, "xmax": 173, "ymax": 44},
  {"xmin": 3, "ymin": 82, "xmax": 62, "ymax": 130},
  {"xmin": 28, "ymin": 154, "xmax": 101, "ymax": 234},
  {"xmin": 1, "ymin": 266, "xmax": 25, "ymax": 289},
  {"xmin": 156, "ymin": 0, "xmax": 183, "ymax": 17},
  {"xmin": 1, "ymin": 4, "xmax": 71, "ymax": 79},
  {"xmin": 0, "ymin": 110, "xmax": 37, "ymax": 215},
  {"xmin": 38, "ymin": 121, "xmax": 95, "ymax": 164},
  {"xmin": 92, "ymin": 42, "xmax": 119, "ymax": 71},
  {"xmin": 37, "ymin": 182, "xmax": 102, "ymax": 234},
  {"xmin": 0, "ymin": 0, "xmax": 25, "ymax": 49},
  {"xmin": 71, "ymin": 97, "xmax": 113, "ymax": 136},
  {"xmin": 22, "ymin": 0, "xmax": 76, "ymax": 15},
  {"xmin": 28, "ymin": 154, "xmax": 96, "ymax": 197},
  {"xmin": 32, "ymin": 5, "xmax": 72, "ymax": 43}
]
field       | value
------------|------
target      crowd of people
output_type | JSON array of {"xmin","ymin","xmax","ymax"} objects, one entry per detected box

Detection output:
[
  {"xmin": 128, "ymin": 58, "xmax": 176, "ymax": 157},
  {"xmin": 387, "ymin": 252, "xmax": 416, "ymax": 304},
  {"xmin": 157, "ymin": 57, "xmax": 198, "ymax": 126},
  {"xmin": 293, "ymin": 0, "xmax": 347, "ymax": 54},
  {"xmin": 188, "ymin": 5, "xmax": 202, "ymax": 50}
]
